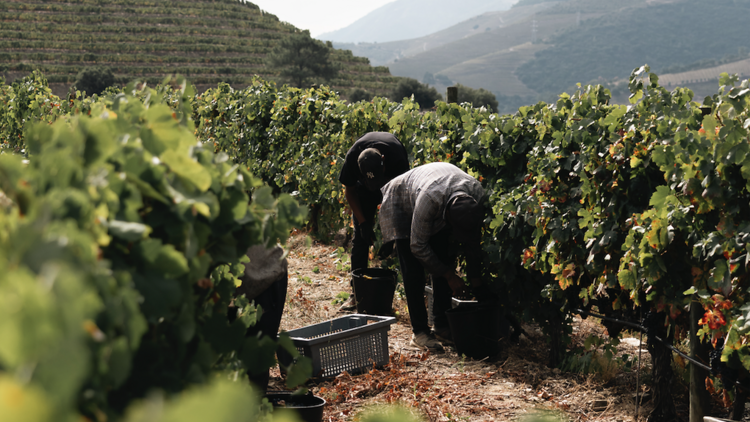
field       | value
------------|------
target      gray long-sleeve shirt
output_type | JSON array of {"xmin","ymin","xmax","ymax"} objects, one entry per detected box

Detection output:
[{"xmin": 379, "ymin": 162, "xmax": 484, "ymax": 276}]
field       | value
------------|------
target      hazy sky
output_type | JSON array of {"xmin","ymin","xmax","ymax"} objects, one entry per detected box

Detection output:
[{"xmin": 249, "ymin": 0, "xmax": 396, "ymax": 37}]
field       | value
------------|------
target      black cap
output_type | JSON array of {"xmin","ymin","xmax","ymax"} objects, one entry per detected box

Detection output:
[
  {"xmin": 447, "ymin": 196, "xmax": 483, "ymax": 243},
  {"xmin": 357, "ymin": 148, "xmax": 385, "ymax": 191}
]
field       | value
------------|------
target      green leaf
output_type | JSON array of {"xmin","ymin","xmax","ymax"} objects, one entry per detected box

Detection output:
[
  {"xmin": 139, "ymin": 104, "xmax": 195, "ymax": 156},
  {"xmin": 201, "ymin": 313, "xmax": 246, "ymax": 354},
  {"xmin": 629, "ymin": 90, "xmax": 643, "ymax": 104},
  {"xmin": 649, "ymin": 185, "xmax": 672, "ymax": 208},
  {"xmin": 240, "ymin": 336, "xmax": 278, "ymax": 376},
  {"xmin": 108, "ymin": 220, "xmax": 152, "ymax": 242},
  {"xmin": 618, "ymin": 268, "xmax": 636, "ymax": 290},
  {"xmin": 219, "ymin": 188, "xmax": 250, "ymax": 223},
  {"xmin": 153, "ymin": 244, "xmax": 190, "ymax": 279},
  {"xmin": 734, "ymin": 303, "xmax": 750, "ymax": 335},
  {"xmin": 132, "ymin": 273, "xmax": 182, "ymax": 321},
  {"xmin": 703, "ymin": 115, "xmax": 717, "ymax": 138},
  {"xmin": 105, "ymin": 337, "xmax": 133, "ymax": 388},
  {"xmin": 125, "ymin": 172, "xmax": 169, "ymax": 204},
  {"xmin": 252, "ymin": 186, "xmax": 276, "ymax": 210},
  {"xmin": 123, "ymin": 379, "xmax": 259, "ymax": 422},
  {"xmin": 166, "ymin": 183, "xmax": 219, "ymax": 219},
  {"xmin": 277, "ymin": 332, "xmax": 298, "ymax": 356},
  {"xmin": 285, "ymin": 356, "xmax": 313, "ymax": 388},
  {"xmin": 709, "ymin": 259, "xmax": 731, "ymax": 294},
  {"xmin": 160, "ymin": 149, "xmax": 212, "ymax": 192},
  {"xmin": 81, "ymin": 118, "xmax": 118, "ymax": 167},
  {"xmin": 601, "ymin": 105, "xmax": 626, "ymax": 130}
]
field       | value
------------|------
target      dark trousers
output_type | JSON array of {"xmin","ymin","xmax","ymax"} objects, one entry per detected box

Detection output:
[
  {"xmin": 396, "ymin": 227, "xmax": 456, "ymax": 335},
  {"xmin": 350, "ymin": 183, "xmax": 383, "ymax": 272},
  {"xmin": 244, "ymin": 274, "xmax": 288, "ymax": 391}
]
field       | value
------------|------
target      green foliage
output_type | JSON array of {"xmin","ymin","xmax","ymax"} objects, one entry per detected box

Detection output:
[
  {"xmin": 560, "ymin": 336, "xmax": 632, "ymax": 379},
  {"xmin": 122, "ymin": 379, "xmax": 268, "ymax": 422},
  {"xmin": 390, "ymin": 78, "xmax": 443, "ymax": 110},
  {"xmin": 193, "ymin": 79, "xmax": 404, "ymax": 240},
  {"xmin": 455, "ymin": 83, "xmax": 499, "ymax": 112},
  {"xmin": 73, "ymin": 66, "xmax": 117, "ymax": 96},
  {"xmin": 265, "ymin": 30, "xmax": 340, "ymax": 88},
  {"xmin": 0, "ymin": 70, "xmax": 65, "ymax": 153},
  {"xmin": 0, "ymin": 75, "xmax": 309, "ymax": 420},
  {"xmin": 332, "ymin": 291, "xmax": 350, "ymax": 305},
  {"xmin": 6, "ymin": 62, "xmax": 750, "ymax": 415}
]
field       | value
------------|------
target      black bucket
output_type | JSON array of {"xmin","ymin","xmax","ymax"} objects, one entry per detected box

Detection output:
[
  {"xmin": 351, "ymin": 268, "xmax": 397, "ymax": 315},
  {"xmin": 266, "ymin": 392, "xmax": 326, "ymax": 422},
  {"xmin": 445, "ymin": 303, "xmax": 508, "ymax": 359}
]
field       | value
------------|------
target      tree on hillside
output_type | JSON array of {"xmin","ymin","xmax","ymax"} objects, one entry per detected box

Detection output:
[
  {"xmin": 391, "ymin": 78, "xmax": 442, "ymax": 110},
  {"xmin": 73, "ymin": 66, "xmax": 116, "ymax": 95},
  {"xmin": 456, "ymin": 83, "xmax": 499, "ymax": 113},
  {"xmin": 266, "ymin": 30, "xmax": 339, "ymax": 88},
  {"xmin": 347, "ymin": 88, "xmax": 373, "ymax": 103}
]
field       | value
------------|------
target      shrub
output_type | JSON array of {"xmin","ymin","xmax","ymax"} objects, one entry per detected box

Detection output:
[
  {"xmin": 390, "ymin": 77, "xmax": 442, "ymax": 110},
  {"xmin": 73, "ymin": 66, "xmax": 117, "ymax": 96},
  {"xmin": 455, "ymin": 83, "xmax": 499, "ymax": 112},
  {"xmin": 347, "ymin": 87, "xmax": 373, "ymax": 103}
]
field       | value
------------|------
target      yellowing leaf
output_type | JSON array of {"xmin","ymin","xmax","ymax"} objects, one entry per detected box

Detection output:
[
  {"xmin": 193, "ymin": 203, "xmax": 210, "ymax": 217},
  {"xmin": 0, "ymin": 376, "xmax": 52, "ymax": 422}
]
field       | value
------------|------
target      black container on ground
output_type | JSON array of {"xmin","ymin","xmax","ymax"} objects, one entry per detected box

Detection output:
[
  {"xmin": 445, "ymin": 303, "xmax": 508, "ymax": 359},
  {"xmin": 351, "ymin": 268, "xmax": 397, "ymax": 315},
  {"xmin": 425, "ymin": 283, "xmax": 478, "ymax": 327},
  {"xmin": 266, "ymin": 392, "xmax": 326, "ymax": 422}
]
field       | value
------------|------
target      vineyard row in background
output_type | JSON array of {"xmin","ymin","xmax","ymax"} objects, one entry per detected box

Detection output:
[
  {"xmin": 2, "ymin": 67, "xmax": 750, "ymax": 421},
  {"xmin": 0, "ymin": 0, "xmax": 398, "ymax": 98}
]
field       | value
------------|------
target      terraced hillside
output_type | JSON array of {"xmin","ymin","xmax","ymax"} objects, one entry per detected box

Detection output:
[{"xmin": 0, "ymin": 0, "xmax": 399, "ymax": 97}]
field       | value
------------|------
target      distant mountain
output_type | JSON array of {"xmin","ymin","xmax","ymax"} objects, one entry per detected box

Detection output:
[
  {"xmin": 332, "ymin": 0, "xmax": 750, "ymax": 111},
  {"xmin": 317, "ymin": 0, "xmax": 518, "ymax": 43},
  {"xmin": 335, "ymin": 2, "xmax": 559, "ymax": 67},
  {"xmin": 516, "ymin": 0, "xmax": 750, "ymax": 95}
]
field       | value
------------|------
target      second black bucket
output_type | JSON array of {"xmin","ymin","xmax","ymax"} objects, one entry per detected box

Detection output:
[
  {"xmin": 351, "ymin": 268, "xmax": 397, "ymax": 315},
  {"xmin": 446, "ymin": 303, "xmax": 508, "ymax": 359},
  {"xmin": 266, "ymin": 392, "xmax": 326, "ymax": 422}
]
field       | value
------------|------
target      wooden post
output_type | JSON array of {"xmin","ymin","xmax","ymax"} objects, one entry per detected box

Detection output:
[
  {"xmin": 447, "ymin": 86, "xmax": 458, "ymax": 104},
  {"xmin": 690, "ymin": 298, "xmax": 712, "ymax": 422}
]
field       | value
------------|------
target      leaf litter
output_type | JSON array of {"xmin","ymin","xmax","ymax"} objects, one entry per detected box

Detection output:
[{"xmin": 269, "ymin": 232, "xmax": 684, "ymax": 422}]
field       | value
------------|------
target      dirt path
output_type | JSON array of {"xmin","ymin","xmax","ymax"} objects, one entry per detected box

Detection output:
[{"xmin": 269, "ymin": 233, "xmax": 685, "ymax": 422}]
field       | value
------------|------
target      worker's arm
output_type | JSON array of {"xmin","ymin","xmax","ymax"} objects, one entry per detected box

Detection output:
[
  {"xmin": 344, "ymin": 185, "xmax": 367, "ymax": 225},
  {"xmin": 444, "ymin": 271, "xmax": 468, "ymax": 296}
]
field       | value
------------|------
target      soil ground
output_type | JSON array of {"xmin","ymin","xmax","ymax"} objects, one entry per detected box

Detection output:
[{"xmin": 268, "ymin": 232, "xmax": 692, "ymax": 422}]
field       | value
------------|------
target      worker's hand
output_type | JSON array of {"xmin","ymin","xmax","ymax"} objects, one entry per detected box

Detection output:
[
  {"xmin": 377, "ymin": 240, "xmax": 395, "ymax": 259},
  {"xmin": 357, "ymin": 220, "xmax": 374, "ymax": 245},
  {"xmin": 472, "ymin": 283, "xmax": 499, "ymax": 304},
  {"xmin": 445, "ymin": 273, "xmax": 468, "ymax": 297}
]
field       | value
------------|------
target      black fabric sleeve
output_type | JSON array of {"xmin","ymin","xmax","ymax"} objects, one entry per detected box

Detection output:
[
  {"xmin": 383, "ymin": 142, "xmax": 410, "ymax": 181},
  {"xmin": 338, "ymin": 145, "xmax": 362, "ymax": 187}
]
